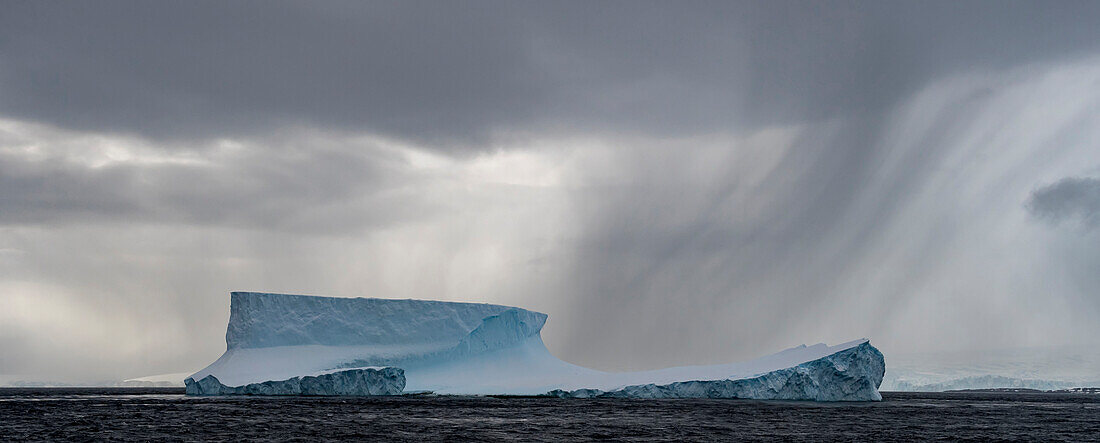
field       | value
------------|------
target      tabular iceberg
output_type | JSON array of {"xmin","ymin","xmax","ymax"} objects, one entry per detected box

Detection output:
[{"xmin": 186, "ymin": 292, "xmax": 885, "ymax": 400}]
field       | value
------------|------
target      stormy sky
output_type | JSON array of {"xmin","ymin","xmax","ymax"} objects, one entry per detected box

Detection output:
[{"xmin": 2, "ymin": 1, "xmax": 1100, "ymax": 383}]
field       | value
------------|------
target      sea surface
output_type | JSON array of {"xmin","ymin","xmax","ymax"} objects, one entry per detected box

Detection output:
[{"xmin": 1, "ymin": 388, "xmax": 1098, "ymax": 441}]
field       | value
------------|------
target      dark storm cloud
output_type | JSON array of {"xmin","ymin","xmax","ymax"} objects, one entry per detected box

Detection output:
[
  {"xmin": 0, "ymin": 1, "xmax": 538, "ymax": 144},
  {"xmin": 1027, "ymin": 177, "xmax": 1100, "ymax": 229},
  {"xmin": 3, "ymin": 1, "xmax": 1100, "ymax": 144}
]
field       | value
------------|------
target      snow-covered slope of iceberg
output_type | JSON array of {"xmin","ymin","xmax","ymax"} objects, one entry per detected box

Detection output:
[{"xmin": 187, "ymin": 292, "xmax": 885, "ymax": 400}]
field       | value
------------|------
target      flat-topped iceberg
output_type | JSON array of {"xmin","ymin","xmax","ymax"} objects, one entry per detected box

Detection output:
[{"xmin": 186, "ymin": 292, "xmax": 885, "ymax": 400}]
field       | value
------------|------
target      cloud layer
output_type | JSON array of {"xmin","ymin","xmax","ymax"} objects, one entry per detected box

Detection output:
[
  {"xmin": 2, "ymin": 1, "xmax": 1100, "ymax": 382},
  {"xmin": 5, "ymin": 1, "xmax": 1100, "ymax": 143}
]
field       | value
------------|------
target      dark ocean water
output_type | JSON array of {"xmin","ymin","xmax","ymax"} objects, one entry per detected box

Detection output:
[{"xmin": 1, "ymin": 389, "xmax": 1098, "ymax": 442}]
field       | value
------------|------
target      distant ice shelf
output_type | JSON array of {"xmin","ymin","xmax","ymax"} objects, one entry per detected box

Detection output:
[
  {"xmin": 185, "ymin": 292, "xmax": 885, "ymax": 400},
  {"xmin": 880, "ymin": 345, "xmax": 1100, "ymax": 392},
  {"xmin": 122, "ymin": 372, "xmax": 191, "ymax": 387}
]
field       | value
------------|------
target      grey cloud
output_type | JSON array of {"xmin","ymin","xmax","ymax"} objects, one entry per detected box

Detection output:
[
  {"xmin": 0, "ymin": 1, "xmax": 538, "ymax": 145},
  {"xmin": 1027, "ymin": 177, "xmax": 1100, "ymax": 229},
  {"xmin": 0, "ymin": 137, "xmax": 431, "ymax": 233},
  {"xmin": 3, "ymin": 1, "xmax": 1100, "ymax": 145}
]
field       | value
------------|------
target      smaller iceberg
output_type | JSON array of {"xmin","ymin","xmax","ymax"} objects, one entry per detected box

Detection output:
[
  {"xmin": 185, "ymin": 367, "xmax": 405, "ymax": 396},
  {"xmin": 549, "ymin": 342, "xmax": 884, "ymax": 401}
]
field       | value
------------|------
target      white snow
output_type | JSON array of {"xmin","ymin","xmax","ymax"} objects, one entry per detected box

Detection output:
[{"xmin": 189, "ymin": 292, "xmax": 881, "ymax": 398}]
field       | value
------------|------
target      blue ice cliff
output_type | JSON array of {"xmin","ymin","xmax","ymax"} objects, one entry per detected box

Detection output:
[{"xmin": 186, "ymin": 292, "xmax": 885, "ymax": 400}]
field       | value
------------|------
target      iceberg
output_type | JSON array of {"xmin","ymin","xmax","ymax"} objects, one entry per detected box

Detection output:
[
  {"xmin": 549, "ymin": 342, "xmax": 884, "ymax": 400},
  {"xmin": 185, "ymin": 367, "xmax": 405, "ymax": 396},
  {"xmin": 186, "ymin": 292, "xmax": 885, "ymax": 400}
]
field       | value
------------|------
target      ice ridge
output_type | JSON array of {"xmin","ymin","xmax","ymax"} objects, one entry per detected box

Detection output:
[{"xmin": 185, "ymin": 367, "xmax": 405, "ymax": 396}]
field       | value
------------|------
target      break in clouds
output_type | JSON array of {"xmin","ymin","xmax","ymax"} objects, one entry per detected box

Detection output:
[{"xmin": 2, "ymin": 1, "xmax": 1100, "ymax": 383}]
